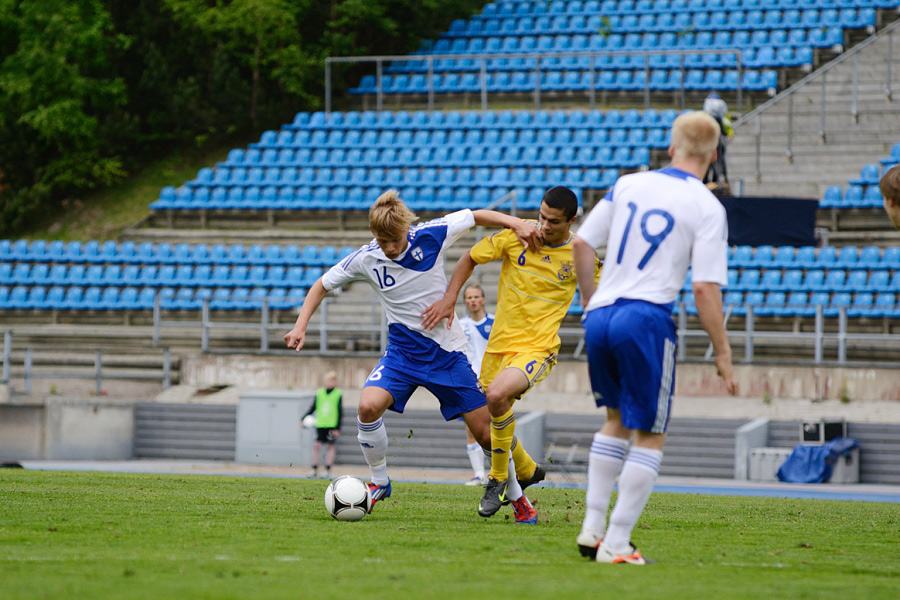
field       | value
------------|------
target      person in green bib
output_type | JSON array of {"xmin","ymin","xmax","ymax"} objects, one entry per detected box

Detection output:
[{"xmin": 302, "ymin": 371, "xmax": 343, "ymax": 477}]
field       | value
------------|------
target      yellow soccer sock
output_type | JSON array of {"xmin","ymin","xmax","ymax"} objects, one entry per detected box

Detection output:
[
  {"xmin": 489, "ymin": 408, "xmax": 516, "ymax": 481},
  {"xmin": 511, "ymin": 436, "xmax": 537, "ymax": 480}
]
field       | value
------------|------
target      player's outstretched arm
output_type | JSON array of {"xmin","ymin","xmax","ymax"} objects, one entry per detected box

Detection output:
[
  {"xmin": 693, "ymin": 281, "xmax": 738, "ymax": 395},
  {"xmin": 471, "ymin": 209, "xmax": 542, "ymax": 253},
  {"xmin": 284, "ymin": 278, "xmax": 328, "ymax": 352},
  {"xmin": 422, "ymin": 252, "xmax": 477, "ymax": 331},
  {"xmin": 573, "ymin": 236, "xmax": 599, "ymax": 309}
]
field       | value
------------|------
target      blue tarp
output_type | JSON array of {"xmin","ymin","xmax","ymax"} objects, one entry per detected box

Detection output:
[{"xmin": 776, "ymin": 437, "xmax": 860, "ymax": 484}]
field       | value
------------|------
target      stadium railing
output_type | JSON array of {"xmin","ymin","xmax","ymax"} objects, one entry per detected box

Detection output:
[
  {"xmin": 736, "ymin": 18, "xmax": 900, "ymax": 174},
  {"xmin": 1, "ymin": 331, "xmax": 174, "ymax": 395},
  {"xmin": 326, "ymin": 48, "xmax": 749, "ymax": 113}
]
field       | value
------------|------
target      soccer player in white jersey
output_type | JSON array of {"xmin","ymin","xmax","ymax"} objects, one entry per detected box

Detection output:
[
  {"xmin": 572, "ymin": 111, "xmax": 738, "ymax": 564},
  {"xmin": 458, "ymin": 284, "xmax": 493, "ymax": 485},
  {"xmin": 284, "ymin": 190, "xmax": 541, "ymax": 511}
]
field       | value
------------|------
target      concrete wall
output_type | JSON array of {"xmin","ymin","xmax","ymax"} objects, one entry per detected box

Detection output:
[
  {"xmin": 180, "ymin": 354, "xmax": 900, "ymax": 403},
  {"xmin": 0, "ymin": 398, "xmax": 134, "ymax": 461}
]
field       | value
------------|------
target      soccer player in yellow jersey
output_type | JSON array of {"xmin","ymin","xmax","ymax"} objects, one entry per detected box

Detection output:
[{"xmin": 424, "ymin": 186, "xmax": 597, "ymax": 523}]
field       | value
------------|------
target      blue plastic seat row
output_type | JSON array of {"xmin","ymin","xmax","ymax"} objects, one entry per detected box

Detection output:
[
  {"xmin": 441, "ymin": 8, "xmax": 873, "ymax": 37},
  {"xmin": 394, "ymin": 47, "xmax": 803, "ymax": 72},
  {"xmin": 257, "ymin": 125, "xmax": 669, "ymax": 151},
  {"xmin": 687, "ymin": 289, "xmax": 899, "ymax": 318},
  {"xmin": 0, "ymin": 240, "xmax": 354, "ymax": 267},
  {"xmin": 350, "ymin": 69, "xmax": 778, "ymax": 95},
  {"xmin": 290, "ymin": 108, "xmax": 679, "ymax": 131},
  {"xmin": 821, "ymin": 184, "xmax": 884, "ymax": 209},
  {"xmin": 729, "ymin": 245, "xmax": 899, "ymax": 269},
  {"xmin": 418, "ymin": 27, "xmax": 840, "ymax": 56},
  {"xmin": 725, "ymin": 268, "xmax": 900, "ymax": 292},
  {"xmin": 476, "ymin": 0, "xmax": 890, "ymax": 19},
  {"xmin": 0, "ymin": 285, "xmax": 309, "ymax": 312},
  {"xmin": 0, "ymin": 263, "xmax": 326, "ymax": 289},
  {"xmin": 216, "ymin": 145, "xmax": 651, "ymax": 170},
  {"xmin": 152, "ymin": 182, "xmax": 607, "ymax": 213},
  {"xmin": 195, "ymin": 166, "xmax": 621, "ymax": 189}
]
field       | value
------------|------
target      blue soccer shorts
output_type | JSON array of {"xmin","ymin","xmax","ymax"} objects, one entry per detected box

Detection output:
[
  {"xmin": 364, "ymin": 346, "xmax": 487, "ymax": 421},
  {"xmin": 582, "ymin": 299, "xmax": 677, "ymax": 434}
]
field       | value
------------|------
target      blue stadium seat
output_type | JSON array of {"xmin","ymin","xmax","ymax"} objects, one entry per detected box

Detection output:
[
  {"xmin": 835, "ymin": 246, "xmax": 859, "ymax": 268},
  {"xmin": 823, "ymin": 269, "xmax": 847, "ymax": 291},
  {"xmin": 772, "ymin": 245, "xmax": 795, "ymax": 267},
  {"xmin": 821, "ymin": 185, "xmax": 843, "ymax": 208},
  {"xmin": 845, "ymin": 269, "xmax": 868, "ymax": 291},
  {"xmin": 868, "ymin": 270, "xmax": 890, "ymax": 292},
  {"xmin": 736, "ymin": 269, "xmax": 761, "ymax": 291},
  {"xmin": 802, "ymin": 269, "xmax": 825, "ymax": 291},
  {"xmin": 760, "ymin": 269, "xmax": 782, "ymax": 291},
  {"xmin": 731, "ymin": 245, "xmax": 754, "ymax": 267},
  {"xmin": 813, "ymin": 246, "xmax": 837, "ymax": 267}
]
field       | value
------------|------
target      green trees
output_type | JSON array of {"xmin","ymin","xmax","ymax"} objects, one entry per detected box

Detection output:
[
  {"xmin": 0, "ymin": 0, "xmax": 485, "ymax": 236},
  {"xmin": 0, "ymin": 0, "xmax": 126, "ymax": 232}
]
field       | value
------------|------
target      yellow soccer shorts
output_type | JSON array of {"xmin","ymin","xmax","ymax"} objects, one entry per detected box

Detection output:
[{"xmin": 479, "ymin": 350, "xmax": 557, "ymax": 400}]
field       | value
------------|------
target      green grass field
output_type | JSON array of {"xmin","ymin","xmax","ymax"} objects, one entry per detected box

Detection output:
[{"xmin": 2, "ymin": 471, "xmax": 897, "ymax": 600}]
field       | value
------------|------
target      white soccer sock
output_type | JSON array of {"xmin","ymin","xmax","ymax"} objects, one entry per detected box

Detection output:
[
  {"xmin": 604, "ymin": 446, "xmax": 663, "ymax": 554},
  {"xmin": 506, "ymin": 457, "xmax": 523, "ymax": 501},
  {"xmin": 582, "ymin": 433, "xmax": 629, "ymax": 537},
  {"xmin": 357, "ymin": 417, "xmax": 389, "ymax": 485},
  {"xmin": 466, "ymin": 442, "xmax": 485, "ymax": 480}
]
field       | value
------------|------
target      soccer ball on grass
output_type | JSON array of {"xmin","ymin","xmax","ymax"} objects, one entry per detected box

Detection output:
[{"xmin": 324, "ymin": 476, "xmax": 371, "ymax": 521}]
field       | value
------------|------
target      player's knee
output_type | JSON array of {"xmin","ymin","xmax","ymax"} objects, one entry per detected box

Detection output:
[
  {"xmin": 485, "ymin": 388, "xmax": 511, "ymax": 415},
  {"xmin": 356, "ymin": 401, "xmax": 381, "ymax": 423}
]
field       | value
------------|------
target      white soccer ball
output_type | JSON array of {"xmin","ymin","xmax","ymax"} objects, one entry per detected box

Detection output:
[
  {"xmin": 302, "ymin": 414, "xmax": 316, "ymax": 428},
  {"xmin": 324, "ymin": 476, "xmax": 371, "ymax": 521}
]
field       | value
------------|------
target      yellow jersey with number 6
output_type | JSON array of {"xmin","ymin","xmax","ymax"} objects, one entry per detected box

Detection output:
[{"xmin": 469, "ymin": 225, "xmax": 597, "ymax": 354}]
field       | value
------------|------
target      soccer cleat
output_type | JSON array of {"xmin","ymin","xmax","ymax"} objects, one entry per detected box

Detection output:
[
  {"xmin": 595, "ymin": 541, "xmax": 647, "ymax": 565},
  {"xmin": 465, "ymin": 476, "xmax": 484, "ymax": 486},
  {"xmin": 511, "ymin": 495, "xmax": 538, "ymax": 524},
  {"xmin": 576, "ymin": 530, "xmax": 602, "ymax": 559},
  {"xmin": 517, "ymin": 464, "xmax": 546, "ymax": 491},
  {"xmin": 366, "ymin": 479, "xmax": 392, "ymax": 513},
  {"xmin": 477, "ymin": 477, "xmax": 509, "ymax": 517}
]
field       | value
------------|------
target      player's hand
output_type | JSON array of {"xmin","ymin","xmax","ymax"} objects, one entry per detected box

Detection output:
[
  {"xmin": 510, "ymin": 219, "xmax": 543, "ymax": 254},
  {"xmin": 422, "ymin": 295, "xmax": 456, "ymax": 331},
  {"xmin": 284, "ymin": 326, "xmax": 307, "ymax": 352},
  {"xmin": 715, "ymin": 353, "xmax": 738, "ymax": 396}
]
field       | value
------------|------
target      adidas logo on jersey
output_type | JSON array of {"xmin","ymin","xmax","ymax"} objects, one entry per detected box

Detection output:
[{"xmin": 541, "ymin": 255, "xmax": 552, "ymax": 263}]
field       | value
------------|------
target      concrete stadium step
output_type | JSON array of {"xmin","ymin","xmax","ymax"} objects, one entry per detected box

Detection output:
[
  {"xmin": 133, "ymin": 403, "xmax": 236, "ymax": 460},
  {"xmin": 731, "ymin": 22, "xmax": 900, "ymax": 200}
]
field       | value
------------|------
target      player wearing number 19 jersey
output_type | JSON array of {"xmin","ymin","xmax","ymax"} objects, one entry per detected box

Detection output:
[
  {"xmin": 284, "ymin": 190, "xmax": 542, "ymax": 512},
  {"xmin": 572, "ymin": 111, "xmax": 737, "ymax": 564}
]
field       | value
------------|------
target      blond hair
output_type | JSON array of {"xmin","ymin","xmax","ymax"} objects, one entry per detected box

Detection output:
[
  {"xmin": 671, "ymin": 111, "xmax": 720, "ymax": 163},
  {"xmin": 879, "ymin": 164, "xmax": 900, "ymax": 204},
  {"xmin": 369, "ymin": 189, "xmax": 417, "ymax": 239}
]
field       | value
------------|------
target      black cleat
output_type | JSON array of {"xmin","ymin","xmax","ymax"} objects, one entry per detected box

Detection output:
[
  {"xmin": 517, "ymin": 464, "xmax": 546, "ymax": 491},
  {"xmin": 477, "ymin": 477, "xmax": 509, "ymax": 517}
]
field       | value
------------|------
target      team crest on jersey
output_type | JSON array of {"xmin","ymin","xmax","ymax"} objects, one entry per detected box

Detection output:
[
  {"xmin": 411, "ymin": 246, "xmax": 424, "ymax": 261},
  {"xmin": 558, "ymin": 261, "xmax": 574, "ymax": 282}
]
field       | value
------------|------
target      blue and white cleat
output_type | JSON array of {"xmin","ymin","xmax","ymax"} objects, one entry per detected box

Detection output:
[{"xmin": 366, "ymin": 479, "xmax": 392, "ymax": 513}]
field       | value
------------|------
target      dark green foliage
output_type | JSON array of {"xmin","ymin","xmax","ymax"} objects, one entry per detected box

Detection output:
[{"xmin": 0, "ymin": 0, "xmax": 487, "ymax": 236}]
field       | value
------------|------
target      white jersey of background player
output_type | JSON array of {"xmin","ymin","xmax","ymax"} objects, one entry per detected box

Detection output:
[
  {"xmin": 572, "ymin": 111, "xmax": 737, "ymax": 565},
  {"xmin": 284, "ymin": 190, "xmax": 541, "ymax": 510},
  {"xmin": 456, "ymin": 284, "xmax": 494, "ymax": 485}
]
